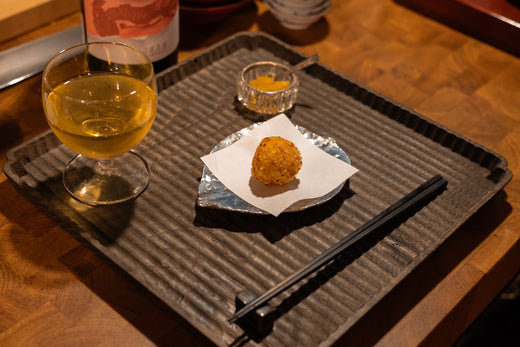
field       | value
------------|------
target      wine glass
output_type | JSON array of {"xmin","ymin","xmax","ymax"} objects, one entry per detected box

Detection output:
[{"xmin": 42, "ymin": 42, "xmax": 158, "ymax": 205}]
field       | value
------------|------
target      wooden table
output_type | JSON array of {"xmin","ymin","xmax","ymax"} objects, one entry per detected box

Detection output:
[{"xmin": 1, "ymin": 1, "xmax": 519, "ymax": 346}]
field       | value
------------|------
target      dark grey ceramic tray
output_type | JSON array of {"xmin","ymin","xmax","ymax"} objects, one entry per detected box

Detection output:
[{"xmin": 3, "ymin": 32, "xmax": 512, "ymax": 346}]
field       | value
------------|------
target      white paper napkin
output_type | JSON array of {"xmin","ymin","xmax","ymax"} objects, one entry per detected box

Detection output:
[{"xmin": 200, "ymin": 114, "xmax": 359, "ymax": 216}]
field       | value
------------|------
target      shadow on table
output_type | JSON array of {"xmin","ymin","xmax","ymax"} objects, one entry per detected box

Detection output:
[
  {"xmin": 255, "ymin": 9, "xmax": 331, "ymax": 47},
  {"xmin": 454, "ymin": 270, "xmax": 520, "ymax": 347},
  {"xmin": 194, "ymin": 182, "xmax": 354, "ymax": 244},
  {"xmin": 333, "ymin": 189, "xmax": 513, "ymax": 347}
]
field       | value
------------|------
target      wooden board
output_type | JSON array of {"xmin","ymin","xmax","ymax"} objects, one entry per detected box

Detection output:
[{"xmin": 0, "ymin": 0, "xmax": 80, "ymax": 42}]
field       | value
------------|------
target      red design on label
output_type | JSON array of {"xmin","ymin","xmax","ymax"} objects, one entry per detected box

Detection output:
[{"xmin": 85, "ymin": 0, "xmax": 178, "ymax": 39}]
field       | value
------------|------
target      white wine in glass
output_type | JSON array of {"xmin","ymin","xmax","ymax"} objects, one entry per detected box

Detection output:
[{"xmin": 42, "ymin": 42, "xmax": 158, "ymax": 205}]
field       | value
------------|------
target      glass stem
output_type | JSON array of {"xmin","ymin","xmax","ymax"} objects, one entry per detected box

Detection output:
[{"xmin": 95, "ymin": 159, "xmax": 116, "ymax": 176}]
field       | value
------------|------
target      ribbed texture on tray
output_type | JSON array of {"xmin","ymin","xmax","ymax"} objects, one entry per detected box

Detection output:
[{"xmin": 3, "ymin": 32, "xmax": 511, "ymax": 346}]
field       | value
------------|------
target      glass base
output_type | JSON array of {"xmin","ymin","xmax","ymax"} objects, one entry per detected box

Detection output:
[{"xmin": 63, "ymin": 151, "xmax": 150, "ymax": 205}]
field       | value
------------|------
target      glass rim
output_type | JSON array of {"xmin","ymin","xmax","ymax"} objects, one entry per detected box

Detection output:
[
  {"xmin": 42, "ymin": 42, "xmax": 156, "ymax": 102},
  {"xmin": 240, "ymin": 60, "xmax": 299, "ymax": 94}
]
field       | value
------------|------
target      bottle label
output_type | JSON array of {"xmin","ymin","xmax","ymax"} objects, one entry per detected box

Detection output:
[{"xmin": 83, "ymin": 0, "xmax": 179, "ymax": 62}]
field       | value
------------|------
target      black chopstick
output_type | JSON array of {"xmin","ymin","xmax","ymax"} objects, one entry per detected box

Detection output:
[{"xmin": 228, "ymin": 174, "xmax": 447, "ymax": 324}]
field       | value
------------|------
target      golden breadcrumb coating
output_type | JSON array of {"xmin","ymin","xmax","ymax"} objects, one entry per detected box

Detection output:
[{"xmin": 251, "ymin": 136, "xmax": 302, "ymax": 185}]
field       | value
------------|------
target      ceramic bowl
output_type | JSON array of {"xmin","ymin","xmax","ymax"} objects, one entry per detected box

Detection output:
[{"xmin": 265, "ymin": 0, "xmax": 332, "ymax": 29}]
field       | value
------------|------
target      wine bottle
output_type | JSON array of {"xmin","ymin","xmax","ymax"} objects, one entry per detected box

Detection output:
[{"xmin": 81, "ymin": 0, "xmax": 179, "ymax": 73}]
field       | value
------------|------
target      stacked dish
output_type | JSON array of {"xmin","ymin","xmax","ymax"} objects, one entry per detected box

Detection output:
[{"xmin": 265, "ymin": 0, "xmax": 333, "ymax": 29}]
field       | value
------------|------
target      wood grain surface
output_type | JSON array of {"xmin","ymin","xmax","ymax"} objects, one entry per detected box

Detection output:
[
  {"xmin": 1, "ymin": 1, "xmax": 520, "ymax": 346},
  {"xmin": 0, "ymin": 0, "xmax": 79, "ymax": 43}
]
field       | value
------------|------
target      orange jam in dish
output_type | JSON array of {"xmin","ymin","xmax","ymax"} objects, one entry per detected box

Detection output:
[{"xmin": 249, "ymin": 75, "xmax": 290, "ymax": 92}]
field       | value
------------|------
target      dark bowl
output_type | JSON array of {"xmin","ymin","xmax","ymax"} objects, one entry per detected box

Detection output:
[
  {"xmin": 181, "ymin": 0, "xmax": 241, "ymax": 5},
  {"xmin": 180, "ymin": 0, "xmax": 252, "ymax": 23}
]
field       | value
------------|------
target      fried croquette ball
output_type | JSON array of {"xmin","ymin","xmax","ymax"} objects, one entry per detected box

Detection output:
[{"xmin": 251, "ymin": 136, "xmax": 302, "ymax": 185}]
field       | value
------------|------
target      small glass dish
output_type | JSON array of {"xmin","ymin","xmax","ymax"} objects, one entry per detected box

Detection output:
[{"xmin": 237, "ymin": 61, "xmax": 299, "ymax": 115}]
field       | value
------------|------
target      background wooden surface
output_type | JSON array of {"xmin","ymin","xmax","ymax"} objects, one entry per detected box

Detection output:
[
  {"xmin": 1, "ymin": 1, "xmax": 520, "ymax": 346},
  {"xmin": 0, "ymin": 0, "xmax": 79, "ymax": 43},
  {"xmin": 394, "ymin": 0, "xmax": 520, "ymax": 56}
]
